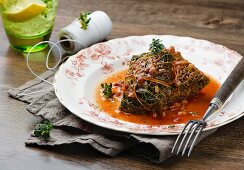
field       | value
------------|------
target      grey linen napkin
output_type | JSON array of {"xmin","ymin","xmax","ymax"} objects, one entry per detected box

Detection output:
[{"xmin": 8, "ymin": 70, "xmax": 216, "ymax": 163}]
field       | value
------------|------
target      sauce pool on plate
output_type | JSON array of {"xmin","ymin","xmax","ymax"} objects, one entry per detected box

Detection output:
[{"xmin": 95, "ymin": 70, "xmax": 220, "ymax": 125}]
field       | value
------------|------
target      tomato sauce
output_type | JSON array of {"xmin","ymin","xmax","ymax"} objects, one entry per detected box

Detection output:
[{"xmin": 95, "ymin": 70, "xmax": 220, "ymax": 125}]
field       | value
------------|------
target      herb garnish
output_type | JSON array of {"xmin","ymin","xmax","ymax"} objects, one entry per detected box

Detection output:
[
  {"xmin": 149, "ymin": 38, "xmax": 164, "ymax": 54},
  {"xmin": 101, "ymin": 83, "xmax": 113, "ymax": 99},
  {"xmin": 33, "ymin": 120, "xmax": 53, "ymax": 141},
  {"xmin": 79, "ymin": 11, "xmax": 91, "ymax": 30}
]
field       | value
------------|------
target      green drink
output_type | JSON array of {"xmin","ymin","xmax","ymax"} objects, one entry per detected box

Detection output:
[{"xmin": 0, "ymin": 0, "xmax": 58, "ymax": 53}]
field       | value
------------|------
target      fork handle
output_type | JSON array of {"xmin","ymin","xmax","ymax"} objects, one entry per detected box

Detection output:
[{"xmin": 203, "ymin": 57, "xmax": 244, "ymax": 120}]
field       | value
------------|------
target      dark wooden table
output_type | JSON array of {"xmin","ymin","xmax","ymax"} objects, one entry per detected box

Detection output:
[{"xmin": 1, "ymin": 0, "xmax": 244, "ymax": 169}]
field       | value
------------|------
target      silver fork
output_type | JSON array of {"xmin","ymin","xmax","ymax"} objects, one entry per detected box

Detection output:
[{"xmin": 171, "ymin": 57, "xmax": 244, "ymax": 157}]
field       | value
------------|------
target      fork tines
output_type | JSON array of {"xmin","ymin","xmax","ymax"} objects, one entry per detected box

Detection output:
[{"xmin": 171, "ymin": 120, "xmax": 206, "ymax": 156}]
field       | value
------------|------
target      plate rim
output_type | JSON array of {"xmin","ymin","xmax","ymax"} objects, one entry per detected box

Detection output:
[{"xmin": 53, "ymin": 34, "xmax": 244, "ymax": 135}]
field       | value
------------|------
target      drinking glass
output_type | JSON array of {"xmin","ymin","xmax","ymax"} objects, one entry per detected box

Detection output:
[{"xmin": 0, "ymin": 0, "xmax": 58, "ymax": 53}]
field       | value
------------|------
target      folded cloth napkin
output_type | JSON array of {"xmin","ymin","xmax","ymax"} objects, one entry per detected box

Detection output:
[{"xmin": 8, "ymin": 70, "xmax": 216, "ymax": 163}]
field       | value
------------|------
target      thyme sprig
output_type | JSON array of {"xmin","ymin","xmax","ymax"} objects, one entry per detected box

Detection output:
[
  {"xmin": 149, "ymin": 39, "xmax": 164, "ymax": 55},
  {"xmin": 79, "ymin": 11, "xmax": 91, "ymax": 30},
  {"xmin": 101, "ymin": 83, "xmax": 113, "ymax": 99},
  {"xmin": 33, "ymin": 120, "xmax": 53, "ymax": 141}
]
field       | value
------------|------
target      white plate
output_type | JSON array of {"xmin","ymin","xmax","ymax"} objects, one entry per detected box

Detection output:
[{"xmin": 53, "ymin": 35, "xmax": 244, "ymax": 135}]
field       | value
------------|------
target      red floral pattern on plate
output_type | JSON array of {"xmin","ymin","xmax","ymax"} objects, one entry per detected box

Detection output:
[
  {"xmin": 54, "ymin": 35, "xmax": 244, "ymax": 135},
  {"xmin": 101, "ymin": 62, "xmax": 114, "ymax": 74}
]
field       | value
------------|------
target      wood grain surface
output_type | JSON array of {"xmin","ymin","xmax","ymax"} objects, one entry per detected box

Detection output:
[{"xmin": 0, "ymin": 0, "xmax": 244, "ymax": 169}]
